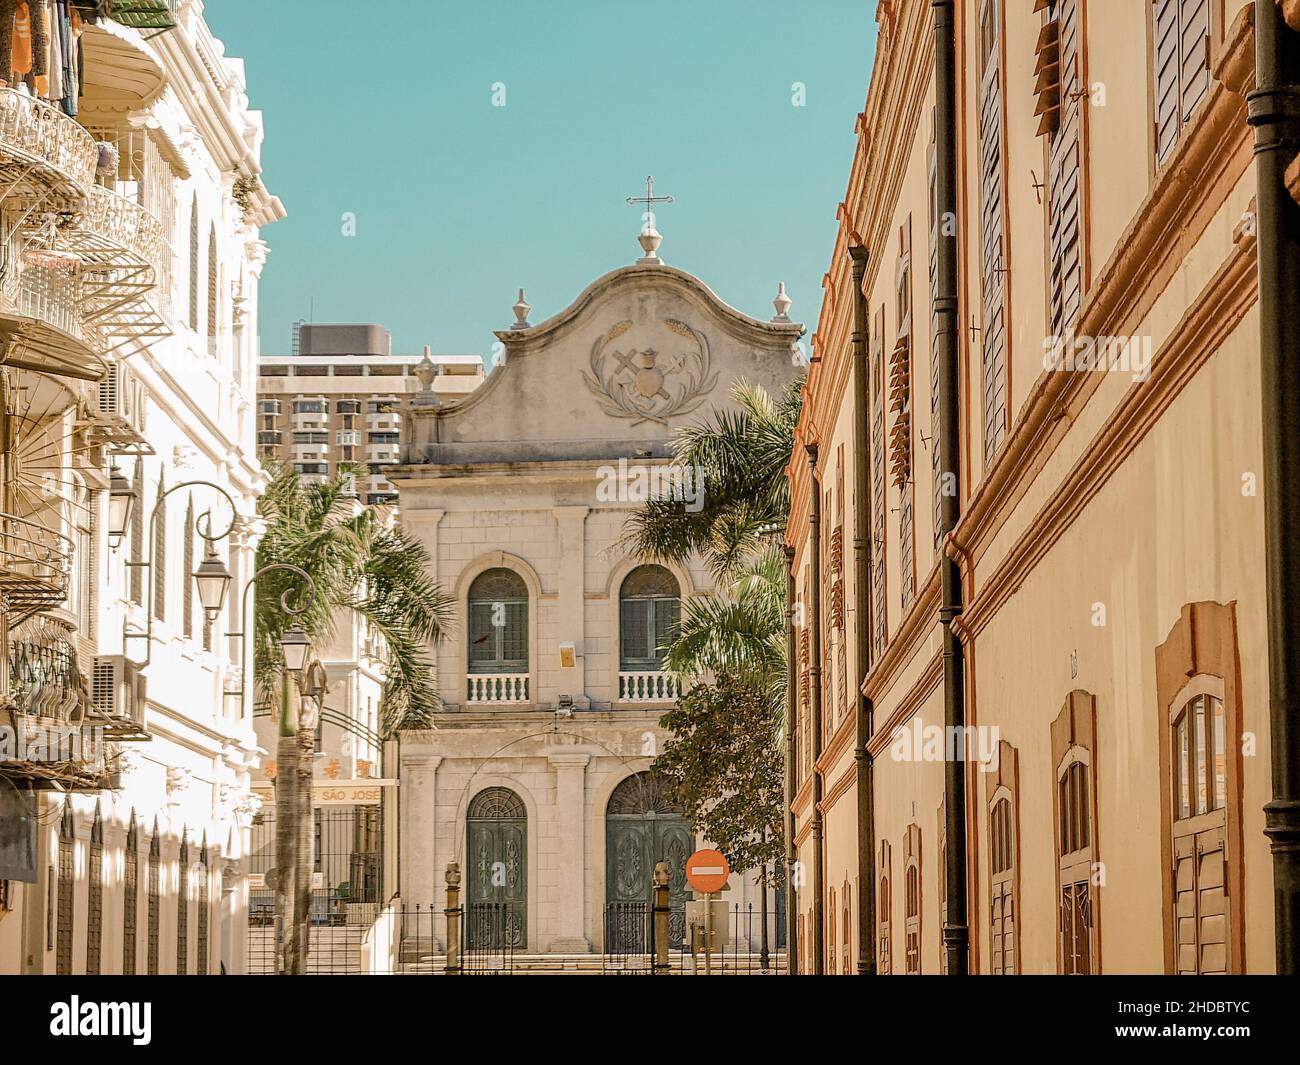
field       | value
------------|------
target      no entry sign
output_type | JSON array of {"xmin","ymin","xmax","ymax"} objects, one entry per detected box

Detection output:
[{"xmin": 684, "ymin": 848, "xmax": 731, "ymax": 894}]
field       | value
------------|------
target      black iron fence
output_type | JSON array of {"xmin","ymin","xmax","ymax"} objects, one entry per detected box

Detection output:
[{"xmin": 600, "ymin": 901, "xmax": 787, "ymax": 975}]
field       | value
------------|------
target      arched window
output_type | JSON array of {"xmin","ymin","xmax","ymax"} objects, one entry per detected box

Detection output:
[
  {"xmin": 877, "ymin": 839, "xmax": 892, "ymax": 975},
  {"xmin": 904, "ymin": 825, "xmax": 921, "ymax": 974},
  {"xmin": 986, "ymin": 739, "xmax": 1020, "ymax": 975},
  {"xmin": 1052, "ymin": 690, "xmax": 1099, "ymax": 975},
  {"xmin": 828, "ymin": 885, "xmax": 837, "ymax": 974},
  {"xmin": 468, "ymin": 568, "xmax": 528, "ymax": 674},
  {"xmin": 619, "ymin": 565, "xmax": 680, "ymax": 670}
]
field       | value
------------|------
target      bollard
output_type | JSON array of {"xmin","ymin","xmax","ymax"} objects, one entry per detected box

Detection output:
[
  {"xmin": 652, "ymin": 861, "xmax": 670, "ymax": 974},
  {"xmin": 444, "ymin": 860, "xmax": 462, "ymax": 975}
]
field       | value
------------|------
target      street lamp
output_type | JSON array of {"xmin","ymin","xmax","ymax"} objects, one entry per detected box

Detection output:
[
  {"xmin": 107, "ymin": 466, "xmax": 135, "ymax": 549},
  {"xmin": 280, "ymin": 626, "xmax": 311, "ymax": 674},
  {"xmin": 193, "ymin": 545, "xmax": 233, "ymax": 622},
  {"xmin": 226, "ymin": 563, "xmax": 319, "ymax": 710},
  {"xmin": 123, "ymin": 479, "xmax": 238, "ymax": 666}
]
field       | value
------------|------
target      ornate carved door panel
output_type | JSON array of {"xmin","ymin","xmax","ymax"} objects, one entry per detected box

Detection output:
[
  {"xmin": 605, "ymin": 772, "xmax": 692, "ymax": 951},
  {"xmin": 467, "ymin": 788, "xmax": 527, "ymax": 950}
]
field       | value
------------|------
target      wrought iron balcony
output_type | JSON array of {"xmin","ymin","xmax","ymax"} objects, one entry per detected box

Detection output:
[
  {"xmin": 0, "ymin": 239, "xmax": 108, "ymax": 381},
  {"xmin": 0, "ymin": 511, "xmax": 73, "ymax": 626},
  {"xmin": 618, "ymin": 671, "xmax": 680, "ymax": 704},
  {"xmin": 43, "ymin": 185, "xmax": 172, "ymax": 353},
  {"xmin": 2, "ymin": 615, "xmax": 118, "ymax": 791},
  {"xmin": 0, "ymin": 89, "xmax": 97, "ymax": 207}
]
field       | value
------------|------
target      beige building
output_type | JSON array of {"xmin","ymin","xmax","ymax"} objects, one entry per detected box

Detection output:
[
  {"xmin": 786, "ymin": 0, "xmax": 1294, "ymax": 975},
  {"xmin": 257, "ymin": 323, "xmax": 483, "ymax": 503},
  {"xmin": 387, "ymin": 226, "xmax": 802, "ymax": 958}
]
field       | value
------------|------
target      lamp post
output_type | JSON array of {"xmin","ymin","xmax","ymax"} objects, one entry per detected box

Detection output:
[
  {"xmin": 121, "ymin": 480, "xmax": 237, "ymax": 666},
  {"xmin": 225, "ymin": 563, "xmax": 318, "ymax": 711}
]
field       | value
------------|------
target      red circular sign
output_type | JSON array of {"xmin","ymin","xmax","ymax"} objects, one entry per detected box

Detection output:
[{"xmin": 685, "ymin": 848, "xmax": 731, "ymax": 894}]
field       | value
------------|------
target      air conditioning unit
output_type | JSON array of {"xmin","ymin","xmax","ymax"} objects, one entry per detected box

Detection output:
[
  {"xmin": 90, "ymin": 655, "xmax": 150, "ymax": 741},
  {"xmin": 94, "ymin": 362, "xmax": 147, "ymax": 442}
]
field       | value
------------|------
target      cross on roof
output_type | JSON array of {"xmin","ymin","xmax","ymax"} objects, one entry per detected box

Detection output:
[{"xmin": 626, "ymin": 175, "xmax": 673, "ymax": 228}]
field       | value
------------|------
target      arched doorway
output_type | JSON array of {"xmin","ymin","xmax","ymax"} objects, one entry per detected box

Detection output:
[
  {"xmin": 466, "ymin": 787, "xmax": 527, "ymax": 949},
  {"xmin": 605, "ymin": 772, "xmax": 692, "ymax": 950}
]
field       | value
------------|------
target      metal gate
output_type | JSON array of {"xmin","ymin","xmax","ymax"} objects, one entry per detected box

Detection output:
[
  {"xmin": 247, "ymin": 804, "xmax": 383, "ymax": 974},
  {"xmin": 465, "ymin": 787, "xmax": 527, "ymax": 950}
]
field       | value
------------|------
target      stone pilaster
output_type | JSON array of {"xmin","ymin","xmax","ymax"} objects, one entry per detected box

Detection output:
[
  {"xmin": 547, "ymin": 751, "xmax": 590, "ymax": 952},
  {"xmin": 551, "ymin": 506, "xmax": 588, "ymax": 704},
  {"xmin": 400, "ymin": 752, "xmax": 442, "ymax": 916}
]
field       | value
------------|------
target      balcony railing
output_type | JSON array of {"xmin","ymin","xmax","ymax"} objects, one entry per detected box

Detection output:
[
  {"xmin": 0, "ymin": 89, "xmax": 97, "ymax": 203},
  {"xmin": 0, "ymin": 511, "xmax": 73, "ymax": 627},
  {"xmin": 466, "ymin": 673, "xmax": 529, "ymax": 704},
  {"xmin": 618, "ymin": 671, "xmax": 680, "ymax": 704}
]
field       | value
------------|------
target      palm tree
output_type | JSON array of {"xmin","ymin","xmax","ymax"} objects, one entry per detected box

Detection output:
[
  {"xmin": 254, "ymin": 462, "xmax": 451, "ymax": 972},
  {"xmin": 622, "ymin": 377, "xmax": 803, "ymax": 580}
]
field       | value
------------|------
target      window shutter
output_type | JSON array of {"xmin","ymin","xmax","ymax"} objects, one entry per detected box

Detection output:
[
  {"xmin": 188, "ymin": 196, "xmax": 200, "ymax": 332},
  {"xmin": 870, "ymin": 309, "xmax": 888, "ymax": 659},
  {"xmin": 1178, "ymin": 0, "xmax": 1210, "ymax": 126},
  {"xmin": 1046, "ymin": 0, "xmax": 1083, "ymax": 339},
  {"xmin": 1154, "ymin": 0, "xmax": 1211, "ymax": 165},
  {"xmin": 928, "ymin": 132, "xmax": 944, "ymax": 549},
  {"xmin": 129, "ymin": 464, "xmax": 144, "ymax": 606},
  {"xmin": 979, "ymin": 0, "xmax": 1009, "ymax": 466},
  {"xmin": 894, "ymin": 224, "xmax": 916, "ymax": 614},
  {"xmin": 1153, "ymin": 0, "xmax": 1181, "ymax": 162}
]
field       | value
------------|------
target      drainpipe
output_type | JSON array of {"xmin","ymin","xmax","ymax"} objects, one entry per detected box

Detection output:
[
  {"xmin": 933, "ymin": 0, "xmax": 969, "ymax": 975},
  {"xmin": 849, "ymin": 245, "xmax": 877, "ymax": 975},
  {"xmin": 806, "ymin": 443, "xmax": 825, "ymax": 974},
  {"xmin": 783, "ymin": 545, "xmax": 799, "ymax": 974},
  {"xmin": 1250, "ymin": 0, "xmax": 1300, "ymax": 975}
]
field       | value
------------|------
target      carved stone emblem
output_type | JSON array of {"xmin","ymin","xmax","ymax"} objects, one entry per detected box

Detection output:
[{"xmin": 582, "ymin": 318, "xmax": 718, "ymax": 425}]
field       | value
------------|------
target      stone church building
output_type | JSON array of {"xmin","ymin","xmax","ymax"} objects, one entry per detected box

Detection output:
[{"xmin": 388, "ymin": 225, "xmax": 802, "ymax": 955}]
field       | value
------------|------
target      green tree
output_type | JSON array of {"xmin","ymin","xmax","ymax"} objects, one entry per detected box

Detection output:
[
  {"xmin": 254, "ymin": 462, "xmax": 451, "ymax": 972},
  {"xmin": 622, "ymin": 379, "xmax": 802, "ymax": 875},
  {"xmin": 654, "ymin": 675, "xmax": 785, "ymax": 875}
]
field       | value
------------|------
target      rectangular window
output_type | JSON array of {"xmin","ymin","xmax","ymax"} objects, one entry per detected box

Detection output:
[
  {"xmin": 979, "ymin": 0, "xmax": 1009, "ymax": 465},
  {"xmin": 1043, "ymin": 0, "xmax": 1084, "ymax": 339}
]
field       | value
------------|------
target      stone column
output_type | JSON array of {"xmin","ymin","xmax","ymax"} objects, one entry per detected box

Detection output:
[
  {"xmin": 400, "ymin": 751, "xmax": 442, "ymax": 922},
  {"xmin": 551, "ymin": 506, "xmax": 589, "ymax": 704},
  {"xmin": 547, "ymin": 751, "xmax": 590, "ymax": 952}
]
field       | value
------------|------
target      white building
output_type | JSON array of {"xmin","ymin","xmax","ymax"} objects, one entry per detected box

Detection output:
[
  {"xmin": 0, "ymin": 1, "xmax": 279, "ymax": 975},
  {"xmin": 388, "ymin": 225, "xmax": 802, "ymax": 959}
]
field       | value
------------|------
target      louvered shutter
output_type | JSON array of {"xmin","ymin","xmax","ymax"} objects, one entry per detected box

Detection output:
[
  {"xmin": 928, "ymin": 134, "xmax": 944, "ymax": 549},
  {"xmin": 1154, "ymin": 0, "xmax": 1181, "ymax": 162},
  {"xmin": 1154, "ymin": 0, "xmax": 1211, "ymax": 164},
  {"xmin": 870, "ymin": 310, "xmax": 888, "ymax": 659},
  {"xmin": 1047, "ymin": 0, "xmax": 1083, "ymax": 339},
  {"xmin": 979, "ymin": 0, "xmax": 1008, "ymax": 466},
  {"xmin": 1173, "ymin": 824, "xmax": 1228, "ymax": 974}
]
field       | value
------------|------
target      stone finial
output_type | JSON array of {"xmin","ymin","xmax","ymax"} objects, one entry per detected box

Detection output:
[
  {"xmin": 772, "ymin": 281, "xmax": 792, "ymax": 322},
  {"xmin": 637, "ymin": 221, "xmax": 664, "ymax": 264},
  {"xmin": 412, "ymin": 345, "xmax": 441, "ymax": 409},
  {"xmin": 512, "ymin": 288, "xmax": 531, "ymax": 329},
  {"xmin": 445, "ymin": 859, "xmax": 462, "ymax": 889}
]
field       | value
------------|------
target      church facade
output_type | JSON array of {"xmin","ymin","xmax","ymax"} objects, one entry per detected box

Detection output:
[{"xmin": 388, "ymin": 232, "xmax": 802, "ymax": 954}]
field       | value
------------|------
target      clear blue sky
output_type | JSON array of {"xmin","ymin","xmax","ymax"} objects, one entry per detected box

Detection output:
[{"xmin": 204, "ymin": 1, "xmax": 878, "ymax": 363}]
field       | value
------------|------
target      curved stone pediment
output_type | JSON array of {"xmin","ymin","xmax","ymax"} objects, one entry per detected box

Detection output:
[{"xmin": 405, "ymin": 263, "xmax": 804, "ymax": 462}]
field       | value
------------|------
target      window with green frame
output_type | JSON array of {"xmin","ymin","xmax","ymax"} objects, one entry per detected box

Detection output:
[
  {"xmin": 619, "ymin": 566, "xmax": 680, "ymax": 670},
  {"xmin": 468, "ymin": 568, "xmax": 529, "ymax": 674}
]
